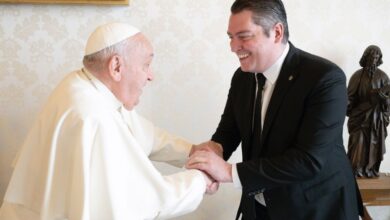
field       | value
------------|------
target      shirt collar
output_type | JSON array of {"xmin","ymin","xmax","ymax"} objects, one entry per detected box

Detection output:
[
  {"xmin": 81, "ymin": 67, "xmax": 123, "ymax": 111},
  {"xmin": 263, "ymin": 43, "xmax": 290, "ymax": 85}
]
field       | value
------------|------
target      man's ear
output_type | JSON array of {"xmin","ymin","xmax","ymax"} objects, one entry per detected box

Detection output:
[
  {"xmin": 273, "ymin": 23, "xmax": 284, "ymax": 43},
  {"xmin": 108, "ymin": 55, "xmax": 124, "ymax": 82}
]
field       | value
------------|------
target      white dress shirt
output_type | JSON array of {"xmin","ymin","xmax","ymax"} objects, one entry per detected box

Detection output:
[{"xmin": 232, "ymin": 43, "xmax": 290, "ymax": 205}]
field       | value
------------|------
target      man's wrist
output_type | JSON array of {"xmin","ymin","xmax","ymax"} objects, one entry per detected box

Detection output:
[{"xmin": 231, "ymin": 163, "xmax": 242, "ymax": 188}]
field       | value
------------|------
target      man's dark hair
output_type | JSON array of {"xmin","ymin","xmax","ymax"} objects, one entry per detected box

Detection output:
[{"xmin": 231, "ymin": 0, "xmax": 289, "ymax": 44}]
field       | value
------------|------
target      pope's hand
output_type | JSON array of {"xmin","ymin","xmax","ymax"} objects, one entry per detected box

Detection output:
[{"xmin": 201, "ymin": 172, "xmax": 219, "ymax": 195}]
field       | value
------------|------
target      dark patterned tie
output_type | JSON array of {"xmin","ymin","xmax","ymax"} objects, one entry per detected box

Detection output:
[{"xmin": 251, "ymin": 73, "xmax": 266, "ymax": 158}]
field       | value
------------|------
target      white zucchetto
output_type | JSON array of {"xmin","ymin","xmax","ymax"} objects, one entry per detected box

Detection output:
[{"xmin": 85, "ymin": 22, "xmax": 140, "ymax": 56}]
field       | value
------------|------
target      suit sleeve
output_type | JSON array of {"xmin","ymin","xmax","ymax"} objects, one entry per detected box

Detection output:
[
  {"xmin": 237, "ymin": 67, "xmax": 348, "ymax": 193},
  {"xmin": 212, "ymin": 70, "xmax": 243, "ymax": 160}
]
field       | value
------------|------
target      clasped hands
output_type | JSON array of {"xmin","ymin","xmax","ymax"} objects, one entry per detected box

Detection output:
[{"xmin": 187, "ymin": 141, "xmax": 232, "ymax": 195}]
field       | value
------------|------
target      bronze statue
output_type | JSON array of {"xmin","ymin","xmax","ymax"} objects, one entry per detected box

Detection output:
[{"xmin": 347, "ymin": 45, "xmax": 390, "ymax": 178}]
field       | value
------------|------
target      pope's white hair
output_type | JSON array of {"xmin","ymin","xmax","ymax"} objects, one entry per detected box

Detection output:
[{"xmin": 83, "ymin": 37, "xmax": 134, "ymax": 74}]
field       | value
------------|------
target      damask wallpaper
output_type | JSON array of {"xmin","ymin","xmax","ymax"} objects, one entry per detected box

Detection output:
[{"xmin": 1, "ymin": 0, "xmax": 390, "ymax": 219}]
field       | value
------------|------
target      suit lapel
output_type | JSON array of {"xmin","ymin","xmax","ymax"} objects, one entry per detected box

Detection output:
[{"xmin": 261, "ymin": 44, "xmax": 300, "ymax": 152}]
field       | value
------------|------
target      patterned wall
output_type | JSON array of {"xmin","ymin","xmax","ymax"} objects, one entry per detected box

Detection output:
[{"xmin": 1, "ymin": 0, "xmax": 390, "ymax": 219}]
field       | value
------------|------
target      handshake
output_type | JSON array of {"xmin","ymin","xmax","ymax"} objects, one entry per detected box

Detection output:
[{"xmin": 186, "ymin": 141, "xmax": 233, "ymax": 195}]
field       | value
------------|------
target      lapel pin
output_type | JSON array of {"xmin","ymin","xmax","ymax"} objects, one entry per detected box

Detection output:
[{"xmin": 288, "ymin": 75, "xmax": 294, "ymax": 81}]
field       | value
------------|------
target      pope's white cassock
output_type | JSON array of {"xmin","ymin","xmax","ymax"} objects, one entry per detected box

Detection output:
[{"xmin": 0, "ymin": 68, "xmax": 206, "ymax": 220}]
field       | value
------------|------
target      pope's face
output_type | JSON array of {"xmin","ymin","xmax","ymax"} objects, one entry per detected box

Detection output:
[
  {"xmin": 120, "ymin": 35, "xmax": 154, "ymax": 110},
  {"xmin": 228, "ymin": 10, "xmax": 278, "ymax": 73}
]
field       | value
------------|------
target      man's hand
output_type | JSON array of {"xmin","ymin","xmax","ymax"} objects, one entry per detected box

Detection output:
[
  {"xmin": 186, "ymin": 150, "xmax": 232, "ymax": 183},
  {"xmin": 190, "ymin": 140, "xmax": 223, "ymax": 158}
]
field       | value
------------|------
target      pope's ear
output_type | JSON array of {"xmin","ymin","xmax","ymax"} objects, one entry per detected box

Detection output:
[{"xmin": 108, "ymin": 55, "xmax": 124, "ymax": 82}]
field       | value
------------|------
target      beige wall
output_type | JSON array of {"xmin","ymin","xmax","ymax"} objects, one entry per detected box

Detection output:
[{"xmin": 1, "ymin": 0, "xmax": 390, "ymax": 219}]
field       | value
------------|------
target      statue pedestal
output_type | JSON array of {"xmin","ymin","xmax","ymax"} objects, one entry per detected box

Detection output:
[
  {"xmin": 357, "ymin": 173, "xmax": 390, "ymax": 220},
  {"xmin": 357, "ymin": 173, "xmax": 390, "ymax": 205}
]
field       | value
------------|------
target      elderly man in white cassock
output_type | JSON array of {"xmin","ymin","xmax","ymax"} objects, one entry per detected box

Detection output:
[{"xmin": 0, "ymin": 22, "xmax": 218, "ymax": 220}]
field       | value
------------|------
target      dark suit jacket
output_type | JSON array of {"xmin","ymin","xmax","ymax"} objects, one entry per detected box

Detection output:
[{"xmin": 212, "ymin": 43, "xmax": 363, "ymax": 220}]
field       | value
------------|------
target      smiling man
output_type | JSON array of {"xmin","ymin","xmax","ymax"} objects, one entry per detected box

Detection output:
[
  {"xmin": 187, "ymin": 0, "xmax": 364, "ymax": 220},
  {"xmin": 0, "ymin": 22, "xmax": 216, "ymax": 220}
]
